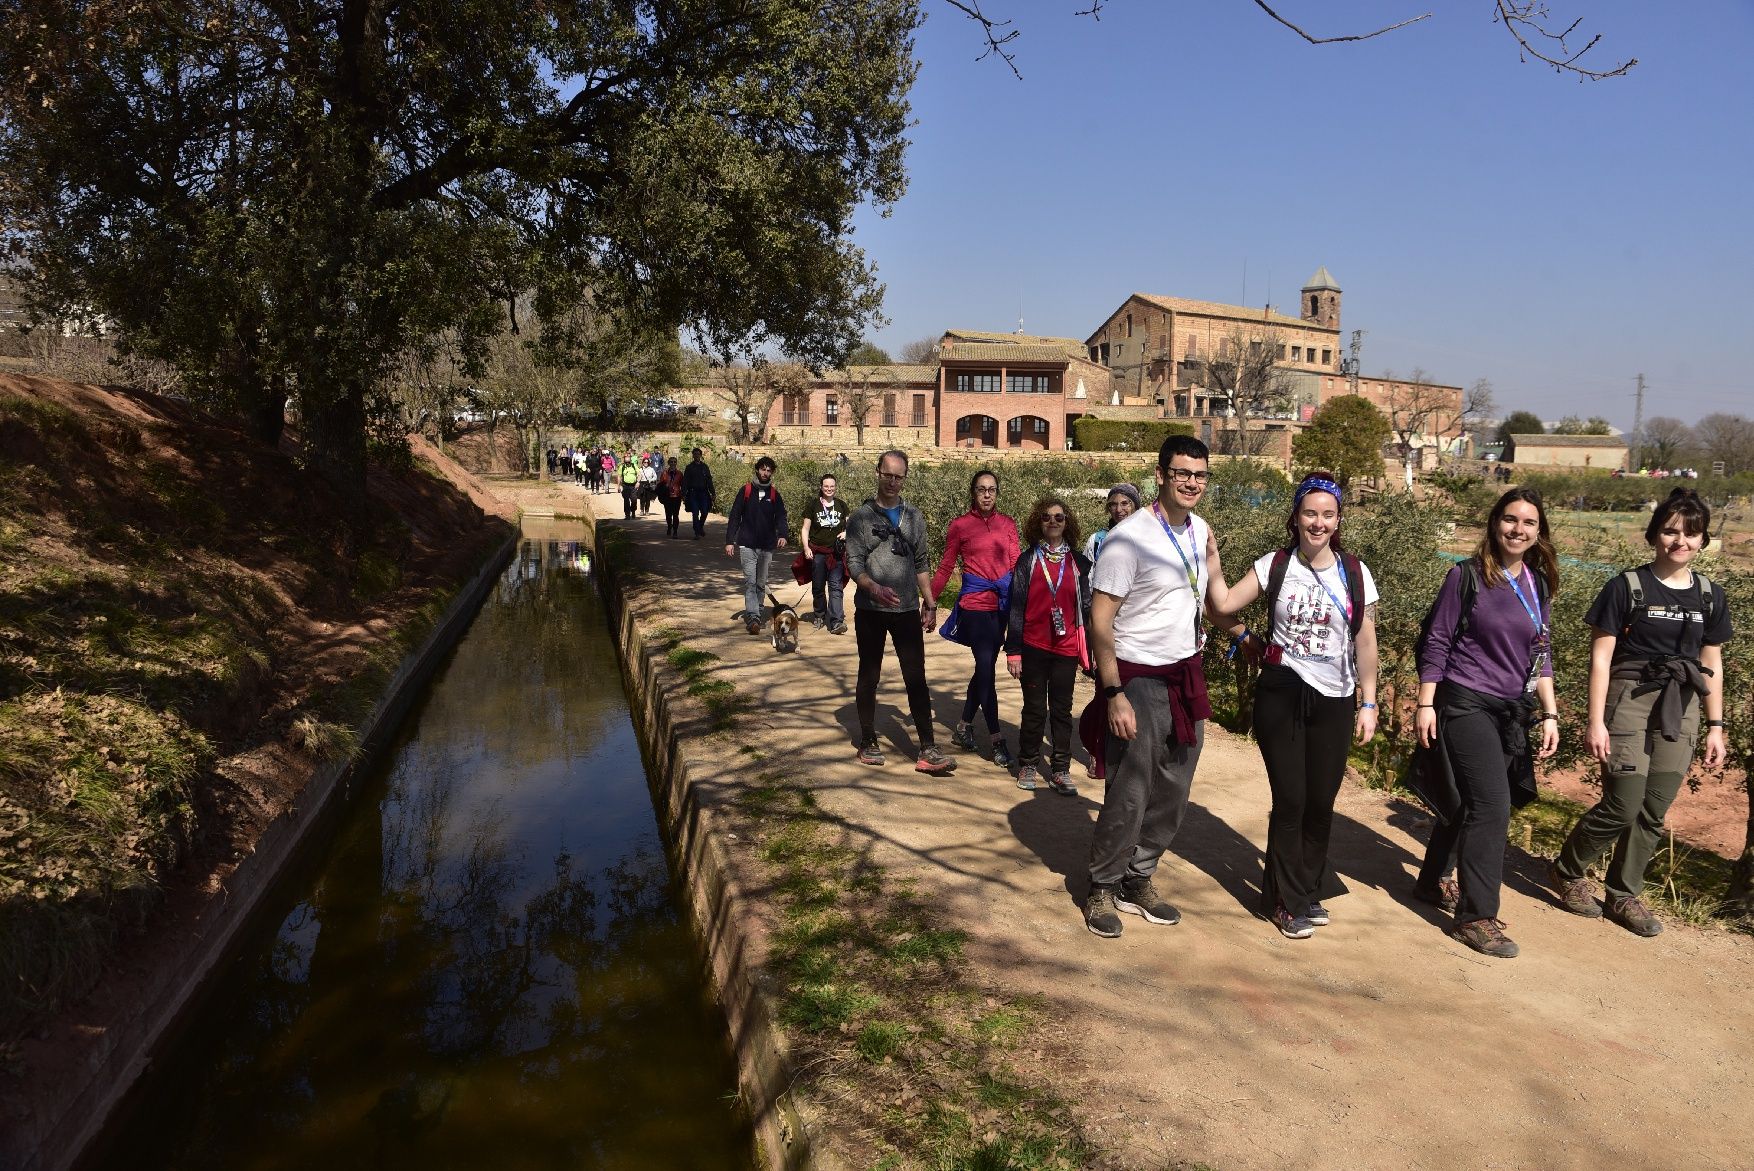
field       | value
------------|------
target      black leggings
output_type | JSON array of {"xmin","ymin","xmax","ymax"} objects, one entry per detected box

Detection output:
[
  {"xmin": 1019, "ymin": 646, "xmax": 1077, "ymax": 770},
  {"xmin": 956, "ymin": 608, "xmax": 1003, "ymax": 733},
  {"xmin": 662, "ymin": 496, "xmax": 682, "ymax": 534},
  {"xmin": 1417, "ymin": 704, "xmax": 1516, "ymax": 923},
  {"xmin": 855, "ymin": 608, "xmax": 935, "ymax": 749},
  {"xmin": 1252, "ymin": 664, "xmax": 1352, "ymax": 917}
]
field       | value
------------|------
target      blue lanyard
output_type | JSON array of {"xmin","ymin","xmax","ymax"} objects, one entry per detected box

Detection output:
[
  {"xmin": 1152, "ymin": 504, "xmax": 1199, "ymax": 592},
  {"xmin": 1301, "ymin": 551, "xmax": 1352, "ymax": 626},
  {"xmin": 1506, "ymin": 567, "xmax": 1544, "ymax": 634},
  {"xmin": 1037, "ymin": 544, "xmax": 1069, "ymax": 596}
]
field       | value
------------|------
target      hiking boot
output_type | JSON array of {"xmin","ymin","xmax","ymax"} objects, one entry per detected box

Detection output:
[
  {"xmin": 949, "ymin": 721, "xmax": 978, "ymax": 751},
  {"xmin": 1306, "ymin": 901, "xmax": 1331, "ymax": 927},
  {"xmin": 1272, "ymin": 903, "xmax": 1314, "ymax": 939},
  {"xmin": 1606, "ymin": 894, "xmax": 1662, "ymax": 938},
  {"xmin": 745, "ymin": 617, "xmax": 761, "ymax": 635},
  {"xmin": 990, "ymin": 738, "xmax": 1015, "ymax": 769},
  {"xmin": 1084, "ymin": 885, "xmax": 1123, "ymax": 938},
  {"xmin": 1117, "ymin": 877, "xmax": 1181, "ymax": 926},
  {"xmin": 1414, "ymin": 875, "xmax": 1461, "ymax": 914},
  {"xmin": 1453, "ymin": 917, "xmax": 1519, "ymax": 959},
  {"xmin": 915, "ymin": 745, "xmax": 957, "ymax": 775},
  {"xmin": 1046, "ymin": 769, "xmax": 1078, "ymax": 797},
  {"xmin": 1547, "ymin": 861, "xmax": 1604, "ymax": 919},
  {"xmin": 1015, "ymin": 765, "xmax": 1040, "ymax": 791},
  {"xmin": 857, "ymin": 738, "xmax": 885, "ymax": 767}
]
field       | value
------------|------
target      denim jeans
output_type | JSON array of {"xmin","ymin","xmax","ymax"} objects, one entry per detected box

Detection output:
[
  {"xmin": 811, "ymin": 552, "xmax": 845, "ymax": 625},
  {"xmin": 738, "ymin": 546, "xmax": 773, "ymax": 619}
]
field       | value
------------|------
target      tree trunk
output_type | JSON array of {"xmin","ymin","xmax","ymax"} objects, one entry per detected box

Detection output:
[{"xmin": 302, "ymin": 378, "xmax": 370, "ymax": 541}]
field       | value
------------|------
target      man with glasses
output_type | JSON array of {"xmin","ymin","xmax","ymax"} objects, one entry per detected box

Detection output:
[
  {"xmin": 1081, "ymin": 435, "xmax": 1220, "ymax": 937},
  {"xmin": 845, "ymin": 450, "xmax": 957, "ymax": 774}
]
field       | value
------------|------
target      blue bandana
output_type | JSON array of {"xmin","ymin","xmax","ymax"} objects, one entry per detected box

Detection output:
[{"xmin": 1294, "ymin": 476, "xmax": 1343, "ymax": 512}]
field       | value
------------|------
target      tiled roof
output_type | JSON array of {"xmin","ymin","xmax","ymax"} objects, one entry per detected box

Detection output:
[
  {"xmin": 824, "ymin": 363, "xmax": 938, "ymax": 384},
  {"xmin": 1130, "ymin": 293, "xmax": 1327, "ymax": 332},
  {"xmin": 1508, "ymin": 434, "xmax": 1627, "ymax": 448},
  {"xmin": 942, "ymin": 329, "xmax": 1088, "ymax": 360},
  {"xmin": 940, "ymin": 344, "xmax": 1088, "ymax": 365},
  {"xmin": 1304, "ymin": 266, "xmax": 1340, "ymax": 291}
]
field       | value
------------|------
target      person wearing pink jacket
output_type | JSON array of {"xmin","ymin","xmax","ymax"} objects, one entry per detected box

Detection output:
[{"xmin": 930, "ymin": 469, "xmax": 1021, "ymax": 768}]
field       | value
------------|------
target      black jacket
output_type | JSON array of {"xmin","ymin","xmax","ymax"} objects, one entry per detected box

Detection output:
[
  {"xmin": 1004, "ymin": 546, "xmax": 1094, "ymax": 655},
  {"xmin": 725, "ymin": 481, "xmax": 787, "ymax": 550}
]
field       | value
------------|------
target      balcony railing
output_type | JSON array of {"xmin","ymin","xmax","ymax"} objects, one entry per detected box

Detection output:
[{"xmin": 781, "ymin": 412, "xmax": 808, "ymax": 426}]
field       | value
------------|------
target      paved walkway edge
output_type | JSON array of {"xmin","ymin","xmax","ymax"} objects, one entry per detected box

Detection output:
[
  {"xmin": 14, "ymin": 528, "xmax": 518, "ymax": 1171},
  {"xmin": 591, "ymin": 516, "xmax": 829, "ymax": 1171}
]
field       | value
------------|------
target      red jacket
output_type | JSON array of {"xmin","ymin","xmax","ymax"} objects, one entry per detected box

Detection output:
[{"xmin": 930, "ymin": 510, "xmax": 1020, "ymax": 612}]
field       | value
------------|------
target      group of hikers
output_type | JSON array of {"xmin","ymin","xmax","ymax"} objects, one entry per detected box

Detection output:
[{"xmin": 633, "ymin": 437, "xmax": 1732, "ymax": 958}]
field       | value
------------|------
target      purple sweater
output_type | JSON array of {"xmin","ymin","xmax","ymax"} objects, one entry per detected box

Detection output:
[{"xmin": 1419, "ymin": 564, "xmax": 1552, "ymax": 700}]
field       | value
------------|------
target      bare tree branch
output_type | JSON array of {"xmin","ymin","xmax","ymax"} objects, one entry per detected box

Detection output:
[
  {"xmin": 942, "ymin": 0, "xmax": 1022, "ymax": 77},
  {"xmin": 1249, "ymin": 0, "xmax": 1431, "ymax": 45},
  {"xmin": 1494, "ymin": 1, "xmax": 1636, "ymax": 80}
]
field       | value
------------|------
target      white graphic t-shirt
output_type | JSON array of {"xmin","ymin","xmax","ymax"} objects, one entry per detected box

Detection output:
[{"xmin": 1253, "ymin": 551, "xmax": 1379, "ymax": 697}]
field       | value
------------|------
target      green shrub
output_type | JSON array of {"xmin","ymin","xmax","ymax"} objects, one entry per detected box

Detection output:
[{"xmin": 1070, "ymin": 416, "xmax": 1193, "ymax": 453}]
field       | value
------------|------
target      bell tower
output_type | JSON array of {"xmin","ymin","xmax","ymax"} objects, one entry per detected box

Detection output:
[{"xmin": 1301, "ymin": 266, "xmax": 1341, "ymax": 330}]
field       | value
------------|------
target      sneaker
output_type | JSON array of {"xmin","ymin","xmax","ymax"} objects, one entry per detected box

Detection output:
[
  {"xmin": 1117, "ymin": 877, "xmax": 1181, "ymax": 926},
  {"xmin": 1547, "ymin": 861, "xmax": 1604, "ymax": 919},
  {"xmin": 1046, "ymin": 769, "xmax": 1078, "ymax": 797},
  {"xmin": 1084, "ymin": 885, "xmax": 1123, "ymax": 938},
  {"xmin": 829, "ymin": 622, "xmax": 848, "ymax": 635},
  {"xmin": 990, "ymin": 739, "xmax": 1015, "ymax": 770},
  {"xmin": 915, "ymin": 745, "xmax": 957, "ymax": 774},
  {"xmin": 807, "ymin": 613, "xmax": 826, "ymax": 627},
  {"xmin": 745, "ymin": 618, "xmax": 761, "ymax": 635},
  {"xmin": 857, "ymin": 738, "xmax": 884, "ymax": 767},
  {"xmin": 1306, "ymin": 901, "xmax": 1331, "ymax": 927},
  {"xmin": 1414, "ymin": 875, "xmax": 1461, "ymax": 914},
  {"xmin": 1272, "ymin": 903, "xmax": 1314, "ymax": 939},
  {"xmin": 949, "ymin": 722, "xmax": 978, "ymax": 751},
  {"xmin": 1453, "ymin": 917, "xmax": 1519, "ymax": 959},
  {"xmin": 1015, "ymin": 765, "xmax": 1040, "ymax": 791},
  {"xmin": 1606, "ymin": 894, "xmax": 1662, "ymax": 938}
]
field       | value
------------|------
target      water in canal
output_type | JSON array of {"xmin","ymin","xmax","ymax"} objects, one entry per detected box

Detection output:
[{"xmin": 104, "ymin": 524, "xmax": 754, "ymax": 1171}]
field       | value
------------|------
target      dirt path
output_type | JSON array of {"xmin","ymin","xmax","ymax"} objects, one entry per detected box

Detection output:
[{"xmin": 538, "ymin": 480, "xmax": 1753, "ymax": 1171}]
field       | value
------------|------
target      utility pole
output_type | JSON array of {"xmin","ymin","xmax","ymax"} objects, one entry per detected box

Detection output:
[{"xmin": 1631, "ymin": 372, "xmax": 1646, "ymax": 471}]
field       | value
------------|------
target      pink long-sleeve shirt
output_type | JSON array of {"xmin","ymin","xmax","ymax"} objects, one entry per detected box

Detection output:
[{"xmin": 930, "ymin": 509, "xmax": 1020, "ymax": 612}]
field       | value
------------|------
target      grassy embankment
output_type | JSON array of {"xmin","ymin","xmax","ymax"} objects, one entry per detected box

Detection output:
[{"xmin": 0, "ymin": 379, "xmax": 506, "ymax": 1056}]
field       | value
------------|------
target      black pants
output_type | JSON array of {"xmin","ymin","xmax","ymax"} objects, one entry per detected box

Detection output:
[
  {"xmin": 621, "ymin": 483, "xmax": 636, "ymax": 518},
  {"xmin": 662, "ymin": 496, "xmax": 682, "ymax": 535},
  {"xmin": 1252, "ymin": 664, "xmax": 1352, "ymax": 917},
  {"xmin": 1019, "ymin": 646, "xmax": 1077, "ymax": 770},
  {"xmin": 855, "ymin": 608, "xmax": 935, "ymax": 749},
  {"xmin": 957, "ymin": 608, "xmax": 1003, "ymax": 733},
  {"xmin": 1417, "ymin": 706, "xmax": 1516, "ymax": 923}
]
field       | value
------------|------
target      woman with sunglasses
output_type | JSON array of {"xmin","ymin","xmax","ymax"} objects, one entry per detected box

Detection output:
[
  {"xmin": 931, "ymin": 469, "xmax": 1021, "ymax": 768},
  {"xmin": 1413, "ymin": 487, "xmax": 1561, "ymax": 960},
  {"xmin": 1004, "ymin": 498, "xmax": 1093, "ymax": 795},
  {"xmin": 1208, "ymin": 473, "xmax": 1379, "ymax": 939}
]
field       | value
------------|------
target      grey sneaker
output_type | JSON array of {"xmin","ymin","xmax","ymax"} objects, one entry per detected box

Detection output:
[
  {"xmin": 949, "ymin": 722, "xmax": 978, "ymax": 750},
  {"xmin": 1046, "ymin": 769, "xmax": 1077, "ymax": 796},
  {"xmin": 1117, "ymin": 876, "xmax": 1181, "ymax": 926},
  {"xmin": 1015, "ymin": 764, "xmax": 1040, "ymax": 791},
  {"xmin": 990, "ymin": 738, "xmax": 1015, "ymax": 770},
  {"xmin": 1272, "ymin": 904, "xmax": 1314, "ymax": 939},
  {"xmin": 1306, "ymin": 901, "xmax": 1331, "ymax": 927},
  {"xmin": 1085, "ymin": 885, "xmax": 1123, "ymax": 938},
  {"xmin": 915, "ymin": 745, "xmax": 958, "ymax": 774},
  {"xmin": 1548, "ymin": 861, "xmax": 1604, "ymax": 919},
  {"xmin": 829, "ymin": 622, "xmax": 848, "ymax": 635},
  {"xmin": 857, "ymin": 738, "xmax": 884, "ymax": 767},
  {"xmin": 1606, "ymin": 895, "xmax": 1662, "ymax": 938},
  {"xmin": 1453, "ymin": 917, "xmax": 1519, "ymax": 959}
]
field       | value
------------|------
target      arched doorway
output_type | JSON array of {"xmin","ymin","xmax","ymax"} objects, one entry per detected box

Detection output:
[
  {"xmin": 955, "ymin": 414, "xmax": 998, "ymax": 448},
  {"xmin": 1007, "ymin": 414, "xmax": 1050, "ymax": 451}
]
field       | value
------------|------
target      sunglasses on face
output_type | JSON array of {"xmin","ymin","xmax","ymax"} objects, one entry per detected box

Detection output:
[{"xmin": 1042, "ymin": 513, "xmax": 1067, "ymax": 523}]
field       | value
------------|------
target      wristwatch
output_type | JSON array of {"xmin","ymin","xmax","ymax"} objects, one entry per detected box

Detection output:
[{"xmin": 1102, "ymin": 684, "xmax": 1124, "ymax": 699}]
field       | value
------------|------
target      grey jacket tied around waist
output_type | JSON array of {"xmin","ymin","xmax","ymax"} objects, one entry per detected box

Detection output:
[
  {"xmin": 1613, "ymin": 657, "xmax": 1712, "ymax": 741},
  {"xmin": 845, "ymin": 498, "xmax": 930, "ymax": 613}
]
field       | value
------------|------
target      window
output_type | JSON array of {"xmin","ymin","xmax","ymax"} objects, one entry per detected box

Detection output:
[
  {"xmin": 1186, "ymin": 335, "xmax": 1199, "ymax": 358},
  {"xmin": 1200, "ymin": 420, "xmax": 1213, "ymax": 443},
  {"xmin": 825, "ymin": 395, "xmax": 838, "ymax": 425},
  {"xmin": 1249, "ymin": 340, "xmax": 1263, "ymax": 359},
  {"xmin": 882, "ymin": 392, "xmax": 897, "ymax": 427},
  {"xmin": 1007, "ymin": 373, "xmax": 1051, "ymax": 394},
  {"xmin": 1126, "ymin": 312, "xmax": 1133, "ymax": 338},
  {"xmin": 1321, "ymin": 348, "xmax": 1332, "ymax": 365},
  {"xmin": 1309, "ymin": 294, "xmax": 1319, "ymax": 316},
  {"xmin": 911, "ymin": 394, "xmax": 927, "ymax": 428},
  {"xmin": 1098, "ymin": 342, "xmax": 1110, "ymax": 365},
  {"xmin": 955, "ymin": 372, "xmax": 1001, "ymax": 393},
  {"xmin": 1291, "ymin": 346, "xmax": 1302, "ymax": 362},
  {"xmin": 1276, "ymin": 345, "xmax": 1286, "ymax": 360}
]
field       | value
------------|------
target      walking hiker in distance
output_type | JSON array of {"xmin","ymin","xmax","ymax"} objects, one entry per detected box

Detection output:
[
  {"xmin": 682, "ymin": 447, "xmax": 715, "ymax": 539},
  {"xmin": 931, "ymin": 469, "xmax": 1021, "ymax": 770},
  {"xmin": 724, "ymin": 456, "xmax": 787, "ymax": 635},
  {"xmin": 1005, "ymin": 497, "xmax": 1093, "ymax": 796},
  {"xmin": 799, "ymin": 472, "xmax": 849, "ymax": 635}
]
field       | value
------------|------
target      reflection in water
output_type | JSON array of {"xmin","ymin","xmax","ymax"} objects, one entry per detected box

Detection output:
[{"xmin": 111, "ymin": 531, "xmax": 752, "ymax": 1171}]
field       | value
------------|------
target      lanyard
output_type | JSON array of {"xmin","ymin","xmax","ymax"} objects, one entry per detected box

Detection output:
[
  {"xmin": 1152, "ymin": 503, "xmax": 1200, "ymax": 592},
  {"xmin": 1037, "ymin": 544, "xmax": 1069, "ymax": 597},
  {"xmin": 1506, "ymin": 567, "xmax": 1544, "ymax": 635},
  {"xmin": 1300, "ymin": 551, "xmax": 1351, "ymax": 627}
]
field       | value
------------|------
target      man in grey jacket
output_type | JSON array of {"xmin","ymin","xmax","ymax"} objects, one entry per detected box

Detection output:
[{"xmin": 845, "ymin": 450, "xmax": 956, "ymax": 774}]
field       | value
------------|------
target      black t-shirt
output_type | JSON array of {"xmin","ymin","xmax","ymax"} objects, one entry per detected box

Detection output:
[
  {"xmin": 807, "ymin": 498, "xmax": 847, "ymax": 547},
  {"xmin": 1583, "ymin": 566, "xmax": 1732, "ymax": 661}
]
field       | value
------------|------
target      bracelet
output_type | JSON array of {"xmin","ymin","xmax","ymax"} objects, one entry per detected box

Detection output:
[
  {"xmin": 1358, "ymin": 702, "xmax": 1378, "ymax": 710},
  {"xmin": 1417, "ymin": 703, "xmax": 1435, "ymax": 710},
  {"xmin": 1705, "ymin": 719, "xmax": 1726, "ymax": 728},
  {"xmin": 1541, "ymin": 714, "xmax": 1558, "ymax": 722}
]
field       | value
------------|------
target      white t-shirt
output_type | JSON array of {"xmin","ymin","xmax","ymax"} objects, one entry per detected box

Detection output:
[
  {"xmin": 1090, "ymin": 509, "xmax": 1211, "ymax": 666},
  {"xmin": 1252, "ymin": 550, "xmax": 1379, "ymax": 697}
]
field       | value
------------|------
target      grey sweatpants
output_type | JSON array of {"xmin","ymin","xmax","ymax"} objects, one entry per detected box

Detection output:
[{"xmin": 1088, "ymin": 675, "xmax": 1204, "ymax": 887}]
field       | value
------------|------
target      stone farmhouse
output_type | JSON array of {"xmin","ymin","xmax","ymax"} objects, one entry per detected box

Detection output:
[{"xmin": 1506, "ymin": 433, "xmax": 1629, "ymax": 470}]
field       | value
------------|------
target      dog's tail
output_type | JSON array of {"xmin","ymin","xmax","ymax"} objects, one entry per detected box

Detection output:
[{"xmin": 767, "ymin": 591, "xmax": 784, "ymax": 615}]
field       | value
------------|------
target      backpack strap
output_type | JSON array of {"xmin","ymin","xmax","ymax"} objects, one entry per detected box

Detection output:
[
  {"xmin": 1263, "ymin": 547, "xmax": 1293, "ymax": 633},
  {"xmin": 1341, "ymin": 552, "xmax": 1366, "ymax": 637},
  {"xmin": 1452, "ymin": 561, "xmax": 1480, "ymax": 642},
  {"xmin": 1619, "ymin": 567, "xmax": 1644, "ymax": 636},
  {"xmin": 1696, "ymin": 572, "xmax": 1716, "ymax": 627}
]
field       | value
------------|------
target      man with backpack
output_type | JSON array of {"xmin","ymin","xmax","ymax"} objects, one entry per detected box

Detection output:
[
  {"xmin": 682, "ymin": 447, "xmax": 715, "ymax": 539},
  {"xmin": 724, "ymin": 456, "xmax": 788, "ymax": 635}
]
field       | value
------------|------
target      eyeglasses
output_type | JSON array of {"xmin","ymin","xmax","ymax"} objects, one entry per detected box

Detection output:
[
  {"xmin": 974, "ymin": 486, "xmax": 998, "ymax": 495},
  {"xmin": 877, "ymin": 471, "xmax": 906, "ymax": 481},
  {"xmin": 1165, "ymin": 468, "xmax": 1210, "ymax": 484},
  {"xmin": 1042, "ymin": 513, "xmax": 1067, "ymax": 523}
]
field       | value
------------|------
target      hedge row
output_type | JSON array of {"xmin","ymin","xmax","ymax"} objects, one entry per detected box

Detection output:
[{"xmin": 1071, "ymin": 416, "xmax": 1193, "ymax": 453}]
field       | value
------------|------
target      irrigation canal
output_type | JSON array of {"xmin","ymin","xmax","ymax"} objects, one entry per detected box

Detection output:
[{"xmin": 99, "ymin": 520, "xmax": 755, "ymax": 1170}]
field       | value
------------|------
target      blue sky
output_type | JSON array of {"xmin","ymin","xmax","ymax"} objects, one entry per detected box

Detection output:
[{"xmin": 853, "ymin": 0, "xmax": 1753, "ymax": 429}]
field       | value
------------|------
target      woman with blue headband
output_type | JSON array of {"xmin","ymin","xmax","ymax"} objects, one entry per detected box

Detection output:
[{"xmin": 1207, "ymin": 472, "xmax": 1379, "ymax": 940}]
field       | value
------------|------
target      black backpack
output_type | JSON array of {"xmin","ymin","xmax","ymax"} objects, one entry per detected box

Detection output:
[
  {"xmin": 1414, "ymin": 560, "xmax": 1550, "ymax": 672},
  {"xmin": 1263, "ymin": 546, "xmax": 1366, "ymax": 639}
]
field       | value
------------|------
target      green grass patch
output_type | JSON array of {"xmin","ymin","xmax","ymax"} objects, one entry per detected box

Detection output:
[{"xmin": 857, "ymin": 1020, "xmax": 908, "ymax": 1063}]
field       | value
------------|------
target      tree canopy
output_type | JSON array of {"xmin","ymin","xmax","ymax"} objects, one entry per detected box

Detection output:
[
  {"xmin": 1292, "ymin": 394, "xmax": 1388, "ymax": 487},
  {"xmin": 0, "ymin": 0, "xmax": 918, "ymax": 515},
  {"xmin": 1497, "ymin": 411, "xmax": 1546, "ymax": 445}
]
